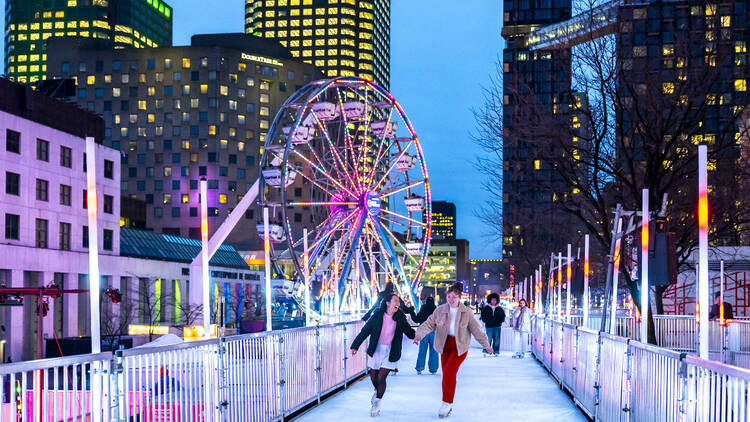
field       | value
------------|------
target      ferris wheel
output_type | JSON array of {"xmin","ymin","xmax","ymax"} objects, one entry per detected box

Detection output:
[{"xmin": 258, "ymin": 77, "xmax": 431, "ymax": 319}]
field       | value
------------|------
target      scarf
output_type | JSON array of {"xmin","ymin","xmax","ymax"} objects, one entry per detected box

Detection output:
[{"xmin": 514, "ymin": 307, "xmax": 527, "ymax": 330}]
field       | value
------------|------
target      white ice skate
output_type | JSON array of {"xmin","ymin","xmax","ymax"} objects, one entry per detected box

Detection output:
[
  {"xmin": 438, "ymin": 402, "xmax": 452, "ymax": 418},
  {"xmin": 371, "ymin": 398, "xmax": 382, "ymax": 417},
  {"xmin": 371, "ymin": 391, "xmax": 377, "ymax": 404}
]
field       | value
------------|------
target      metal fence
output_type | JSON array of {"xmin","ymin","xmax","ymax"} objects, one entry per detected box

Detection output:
[
  {"xmin": 531, "ymin": 316, "xmax": 750, "ymax": 421},
  {"xmin": 0, "ymin": 320, "xmax": 366, "ymax": 422}
]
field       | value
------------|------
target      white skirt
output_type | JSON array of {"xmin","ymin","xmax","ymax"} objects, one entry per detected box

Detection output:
[{"xmin": 367, "ymin": 344, "xmax": 398, "ymax": 370}]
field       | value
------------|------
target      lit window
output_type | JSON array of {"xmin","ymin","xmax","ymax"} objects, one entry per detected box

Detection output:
[
  {"xmin": 662, "ymin": 82, "xmax": 675, "ymax": 94},
  {"xmin": 209, "ymin": 125, "xmax": 217, "ymax": 135},
  {"xmin": 534, "ymin": 160, "xmax": 541, "ymax": 170},
  {"xmin": 220, "ymin": 85, "xmax": 229, "ymax": 96},
  {"xmin": 182, "ymin": 194, "xmax": 189, "ymax": 204},
  {"xmin": 182, "ymin": 140, "xmax": 190, "ymax": 150},
  {"xmin": 200, "ymin": 84, "xmax": 208, "ymax": 94},
  {"xmin": 721, "ymin": 16, "xmax": 731, "ymax": 27},
  {"xmin": 260, "ymin": 93, "xmax": 270, "ymax": 103},
  {"xmin": 735, "ymin": 79, "xmax": 747, "ymax": 92},
  {"xmin": 138, "ymin": 100, "xmax": 147, "ymax": 110},
  {"xmin": 182, "ymin": 58, "xmax": 191, "ymax": 68}
]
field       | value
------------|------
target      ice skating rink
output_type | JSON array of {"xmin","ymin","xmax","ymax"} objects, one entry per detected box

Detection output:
[{"xmin": 293, "ymin": 339, "xmax": 588, "ymax": 421}]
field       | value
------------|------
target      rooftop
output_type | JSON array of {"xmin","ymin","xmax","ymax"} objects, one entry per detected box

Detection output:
[{"xmin": 120, "ymin": 227, "xmax": 250, "ymax": 269}]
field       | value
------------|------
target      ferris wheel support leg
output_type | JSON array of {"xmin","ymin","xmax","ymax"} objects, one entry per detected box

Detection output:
[
  {"xmin": 370, "ymin": 217, "xmax": 419, "ymax": 309},
  {"xmin": 189, "ymin": 178, "xmax": 260, "ymax": 313},
  {"xmin": 336, "ymin": 214, "xmax": 367, "ymax": 311}
]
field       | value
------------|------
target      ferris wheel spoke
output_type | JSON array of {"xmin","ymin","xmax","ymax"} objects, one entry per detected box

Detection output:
[
  {"xmin": 287, "ymin": 201, "xmax": 357, "ymax": 207},
  {"xmin": 376, "ymin": 221, "xmax": 422, "ymax": 268},
  {"xmin": 370, "ymin": 141, "xmax": 414, "ymax": 192},
  {"xmin": 379, "ymin": 180, "xmax": 425, "ymax": 199},
  {"xmin": 334, "ymin": 211, "xmax": 367, "ymax": 305},
  {"xmin": 306, "ymin": 209, "xmax": 359, "ymax": 266},
  {"xmin": 369, "ymin": 216, "xmax": 418, "ymax": 305},
  {"xmin": 310, "ymin": 111, "xmax": 360, "ymax": 193},
  {"xmin": 379, "ymin": 208, "xmax": 427, "ymax": 227},
  {"xmin": 291, "ymin": 148, "xmax": 357, "ymax": 197}
]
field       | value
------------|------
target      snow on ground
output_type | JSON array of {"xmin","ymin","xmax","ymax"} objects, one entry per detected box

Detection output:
[{"xmin": 293, "ymin": 339, "xmax": 588, "ymax": 421}]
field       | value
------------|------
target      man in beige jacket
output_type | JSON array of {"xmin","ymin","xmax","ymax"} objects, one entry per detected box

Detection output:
[{"xmin": 414, "ymin": 282, "xmax": 493, "ymax": 418}]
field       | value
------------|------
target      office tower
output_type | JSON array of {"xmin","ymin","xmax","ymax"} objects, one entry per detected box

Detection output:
[
  {"xmin": 45, "ymin": 34, "xmax": 319, "ymax": 248},
  {"xmin": 244, "ymin": 0, "xmax": 390, "ymax": 89},
  {"xmin": 4, "ymin": 0, "xmax": 173, "ymax": 84},
  {"xmin": 429, "ymin": 200, "xmax": 456, "ymax": 241}
]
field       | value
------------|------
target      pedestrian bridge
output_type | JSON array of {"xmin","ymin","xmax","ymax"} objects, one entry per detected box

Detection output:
[{"xmin": 1, "ymin": 315, "xmax": 750, "ymax": 421}]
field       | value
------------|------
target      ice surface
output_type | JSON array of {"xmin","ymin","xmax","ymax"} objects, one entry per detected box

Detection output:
[{"xmin": 294, "ymin": 339, "xmax": 588, "ymax": 421}]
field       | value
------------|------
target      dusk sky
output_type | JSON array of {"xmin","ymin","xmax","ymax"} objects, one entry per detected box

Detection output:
[{"xmin": 1, "ymin": 0, "xmax": 503, "ymax": 258}]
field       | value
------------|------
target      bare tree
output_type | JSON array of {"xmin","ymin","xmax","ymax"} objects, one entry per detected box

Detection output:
[
  {"xmin": 176, "ymin": 302, "xmax": 203, "ymax": 328},
  {"xmin": 100, "ymin": 286, "xmax": 135, "ymax": 349},
  {"xmin": 475, "ymin": 0, "xmax": 750, "ymax": 342},
  {"xmin": 135, "ymin": 278, "xmax": 172, "ymax": 342}
]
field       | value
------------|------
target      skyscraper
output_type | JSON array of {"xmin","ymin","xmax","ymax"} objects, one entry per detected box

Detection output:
[
  {"xmin": 244, "ymin": 0, "xmax": 390, "ymax": 89},
  {"xmin": 429, "ymin": 200, "xmax": 456, "ymax": 241},
  {"xmin": 4, "ymin": 0, "xmax": 173, "ymax": 84}
]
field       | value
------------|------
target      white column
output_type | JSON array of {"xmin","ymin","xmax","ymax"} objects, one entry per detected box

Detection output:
[
  {"xmin": 641, "ymin": 189, "xmax": 649, "ymax": 343},
  {"xmin": 85, "ymin": 137, "xmax": 103, "ymax": 422},
  {"xmin": 303, "ymin": 228, "xmax": 311, "ymax": 327},
  {"xmin": 557, "ymin": 252, "xmax": 563, "ymax": 318},
  {"xmin": 720, "ymin": 260, "xmax": 725, "ymax": 324},
  {"xmin": 697, "ymin": 145, "xmax": 709, "ymax": 359},
  {"xmin": 263, "ymin": 207, "xmax": 273, "ymax": 331}
]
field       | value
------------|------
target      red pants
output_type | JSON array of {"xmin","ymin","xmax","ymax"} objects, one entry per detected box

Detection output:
[{"xmin": 440, "ymin": 336, "xmax": 467, "ymax": 404}]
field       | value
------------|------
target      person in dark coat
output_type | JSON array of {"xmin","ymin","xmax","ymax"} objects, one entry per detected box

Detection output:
[
  {"xmin": 363, "ymin": 282, "xmax": 416, "ymax": 321},
  {"xmin": 709, "ymin": 291, "xmax": 734, "ymax": 320},
  {"xmin": 350, "ymin": 293, "xmax": 416, "ymax": 416},
  {"xmin": 480, "ymin": 293, "xmax": 506, "ymax": 355},
  {"xmin": 413, "ymin": 296, "xmax": 438, "ymax": 374}
]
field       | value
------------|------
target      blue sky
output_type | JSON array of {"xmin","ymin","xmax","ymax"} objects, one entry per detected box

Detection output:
[{"xmin": 1, "ymin": 0, "xmax": 503, "ymax": 258}]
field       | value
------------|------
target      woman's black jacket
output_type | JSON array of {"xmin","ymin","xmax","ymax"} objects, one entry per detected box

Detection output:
[{"xmin": 350, "ymin": 309, "xmax": 416, "ymax": 363}]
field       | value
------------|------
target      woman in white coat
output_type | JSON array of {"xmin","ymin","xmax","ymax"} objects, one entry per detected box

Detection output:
[{"xmin": 512, "ymin": 299, "xmax": 532, "ymax": 358}]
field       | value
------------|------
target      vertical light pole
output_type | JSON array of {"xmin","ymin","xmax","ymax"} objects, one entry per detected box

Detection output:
[
  {"xmin": 610, "ymin": 219, "xmax": 623, "ymax": 335},
  {"xmin": 698, "ymin": 145, "xmax": 709, "ymax": 359},
  {"xmin": 263, "ymin": 207, "xmax": 273, "ymax": 332},
  {"xmin": 546, "ymin": 254, "xmax": 554, "ymax": 315},
  {"xmin": 720, "ymin": 260, "xmax": 725, "ymax": 326},
  {"xmin": 303, "ymin": 228, "xmax": 311, "ymax": 327},
  {"xmin": 538, "ymin": 264, "xmax": 543, "ymax": 314},
  {"xmin": 85, "ymin": 137, "xmax": 102, "ymax": 422},
  {"xmin": 566, "ymin": 244, "xmax": 572, "ymax": 323},
  {"xmin": 583, "ymin": 235, "xmax": 590, "ymax": 328},
  {"xmin": 641, "ymin": 189, "xmax": 649, "ymax": 343},
  {"xmin": 200, "ymin": 178, "xmax": 211, "ymax": 337},
  {"xmin": 523, "ymin": 277, "xmax": 527, "ymax": 302},
  {"xmin": 557, "ymin": 252, "xmax": 563, "ymax": 318},
  {"xmin": 333, "ymin": 240, "xmax": 340, "ymax": 320}
]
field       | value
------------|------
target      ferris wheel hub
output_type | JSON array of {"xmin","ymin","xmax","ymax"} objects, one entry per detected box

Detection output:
[{"xmin": 362, "ymin": 191, "xmax": 381, "ymax": 216}]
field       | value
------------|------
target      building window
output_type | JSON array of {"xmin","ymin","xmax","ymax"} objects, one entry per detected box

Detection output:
[
  {"xmin": 82, "ymin": 226, "xmax": 89, "ymax": 248},
  {"xmin": 59, "ymin": 222, "xmax": 71, "ymax": 251},
  {"xmin": 735, "ymin": 79, "xmax": 747, "ymax": 92},
  {"xmin": 104, "ymin": 194, "xmax": 113, "ymax": 214},
  {"xmin": 104, "ymin": 159, "xmax": 114, "ymax": 179},
  {"xmin": 4, "ymin": 214, "xmax": 19, "ymax": 240},
  {"xmin": 36, "ymin": 139, "xmax": 49, "ymax": 161},
  {"xmin": 82, "ymin": 189, "xmax": 88, "ymax": 208},
  {"xmin": 5, "ymin": 172, "xmax": 20, "ymax": 195},
  {"xmin": 35, "ymin": 218, "xmax": 48, "ymax": 248},
  {"xmin": 60, "ymin": 184, "xmax": 71, "ymax": 206},
  {"xmin": 103, "ymin": 229, "xmax": 113, "ymax": 251},
  {"xmin": 182, "ymin": 58, "xmax": 191, "ymax": 69},
  {"xmin": 60, "ymin": 146, "xmax": 72, "ymax": 168},
  {"xmin": 6, "ymin": 130, "xmax": 20, "ymax": 154},
  {"xmin": 36, "ymin": 179, "xmax": 49, "ymax": 201}
]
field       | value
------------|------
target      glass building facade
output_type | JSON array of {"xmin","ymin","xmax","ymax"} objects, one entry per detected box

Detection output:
[
  {"xmin": 4, "ymin": 0, "xmax": 173, "ymax": 84},
  {"xmin": 45, "ymin": 34, "xmax": 320, "ymax": 249},
  {"xmin": 428, "ymin": 200, "xmax": 456, "ymax": 241},
  {"xmin": 244, "ymin": 0, "xmax": 390, "ymax": 89}
]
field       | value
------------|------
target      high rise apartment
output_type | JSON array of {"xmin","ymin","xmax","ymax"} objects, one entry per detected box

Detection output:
[
  {"xmin": 4, "ymin": 0, "xmax": 173, "ymax": 84},
  {"xmin": 244, "ymin": 0, "xmax": 390, "ymax": 89},
  {"xmin": 45, "ymin": 34, "xmax": 320, "ymax": 249}
]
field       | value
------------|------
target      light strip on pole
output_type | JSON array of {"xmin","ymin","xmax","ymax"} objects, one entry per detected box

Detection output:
[
  {"xmin": 264, "ymin": 207, "xmax": 273, "ymax": 331},
  {"xmin": 698, "ymin": 145, "xmax": 709, "ymax": 359},
  {"xmin": 304, "ymin": 228, "xmax": 311, "ymax": 327},
  {"xmin": 610, "ymin": 219, "xmax": 623, "ymax": 335},
  {"xmin": 641, "ymin": 189, "xmax": 649, "ymax": 343},
  {"xmin": 85, "ymin": 137, "xmax": 102, "ymax": 422},
  {"xmin": 557, "ymin": 252, "xmax": 562, "ymax": 318},
  {"xmin": 566, "ymin": 244, "xmax": 572, "ymax": 323},
  {"xmin": 583, "ymin": 235, "xmax": 590, "ymax": 328},
  {"xmin": 200, "ymin": 178, "xmax": 211, "ymax": 337},
  {"xmin": 720, "ymin": 260, "xmax": 725, "ymax": 326}
]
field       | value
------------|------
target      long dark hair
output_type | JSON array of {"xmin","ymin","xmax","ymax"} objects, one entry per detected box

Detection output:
[
  {"xmin": 380, "ymin": 292, "xmax": 398, "ymax": 310},
  {"xmin": 447, "ymin": 282, "xmax": 463, "ymax": 296}
]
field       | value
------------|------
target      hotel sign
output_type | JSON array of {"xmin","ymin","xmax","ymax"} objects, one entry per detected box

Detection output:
[{"xmin": 241, "ymin": 53, "xmax": 284, "ymax": 67}]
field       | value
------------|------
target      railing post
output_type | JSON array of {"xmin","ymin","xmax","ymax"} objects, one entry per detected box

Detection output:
[
  {"xmin": 217, "ymin": 338, "xmax": 228, "ymax": 421},
  {"xmin": 316, "ymin": 326, "xmax": 322, "ymax": 404},
  {"xmin": 342, "ymin": 324, "xmax": 348, "ymax": 389},
  {"xmin": 593, "ymin": 331, "xmax": 603, "ymax": 420},
  {"xmin": 677, "ymin": 353, "xmax": 689, "ymax": 421},
  {"xmin": 111, "ymin": 351, "xmax": 125, "ymax": 422},
  {"xmin": 278, "ymin": 332, "xmax": 286, "ymax": 419},
  {"xmin": 621, "ymin": 342, "xmax": 632, "ymax": 418}
]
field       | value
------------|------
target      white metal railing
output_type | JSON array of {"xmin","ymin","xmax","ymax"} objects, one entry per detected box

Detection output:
[
  {"xmin": 531, "ymin": 316, "xmax": 750, "ymax": 421},
  {"xmin": 0, "ymin": 320, "xmax": 365, "ymax": 422}
]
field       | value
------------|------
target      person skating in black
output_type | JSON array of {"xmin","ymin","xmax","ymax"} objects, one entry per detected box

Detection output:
[{"xmin": 350, "ymin": 293, "xmax": 416, "ymax": 416}]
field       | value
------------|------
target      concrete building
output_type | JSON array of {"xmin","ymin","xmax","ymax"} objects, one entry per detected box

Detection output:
[
  {"xmin": 45, "ymin": 34, "xmax": 320, "ymax": 249},
  {"xmin": 245, "ymin": 0, "xmax": 390, "ymax": 89},
  {"xmin": 4, "ymin": 0, "xmax": 173, "ymax": 84},
  {"xmin": 0, "ymin": 79, "xmax": 259, "ymax": 361}
]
